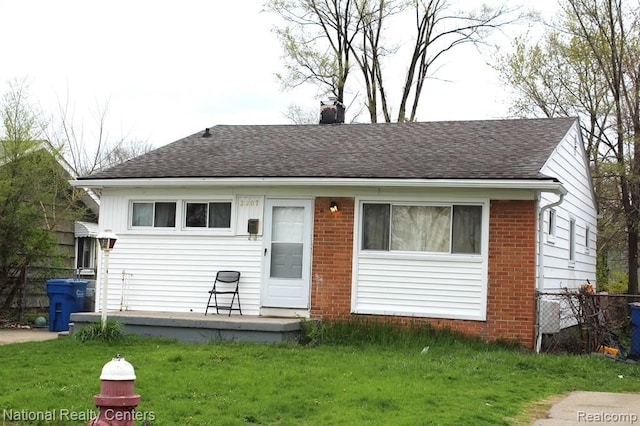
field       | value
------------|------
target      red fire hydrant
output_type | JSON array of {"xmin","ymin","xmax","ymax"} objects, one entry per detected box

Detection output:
[{"xmin": 89, "ymin": 355, "xmax": 141, "ymax": 426}]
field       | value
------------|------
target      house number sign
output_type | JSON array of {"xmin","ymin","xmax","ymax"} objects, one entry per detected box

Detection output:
[
  {"xmin": 236, "ymin": 196, "xmax": 264, "ymax": 236},
  {"xmin": 239, "ymin": 197, "xmax": 261, "ymax": 208}
]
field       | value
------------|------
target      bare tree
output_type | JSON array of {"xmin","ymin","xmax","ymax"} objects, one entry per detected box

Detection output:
[
  {"xmin": 284, "ymin": 104, "xmax": 320, "ymax": 124},
  {"xmin": 495, "ymin": 0, "xmax": 640, "ymax": 294},
  {"xmin": 266, "ymin": 0, "xmax": 521, "ymax": 123},
  {"xmin": 45, "ymin": 95, "xmax": 153, "ymax": 177},
  {"xmin": 265, "ymin": 0, "xmax": 365, "ymax": 105},
  {"xmin": 351, "ymin": 0, "xmax": 402, "ymax": 122},
  {"xmin": 395, "ymin": 0, "xmax": 520, "ymax": 122}
]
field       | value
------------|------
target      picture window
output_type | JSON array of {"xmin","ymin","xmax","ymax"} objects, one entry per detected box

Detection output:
[{"xmin": 361, "ymin": 203, "xmax": 482, "ymax": 254}]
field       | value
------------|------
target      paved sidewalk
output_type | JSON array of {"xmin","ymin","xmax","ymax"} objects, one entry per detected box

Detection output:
[
  {"xmin": 0, "ymin": 328, "xmax": 60, "ymax": 345},
  {"xmin": 533, "ymin": 391, "xmax": 640, "ymax": 425}
]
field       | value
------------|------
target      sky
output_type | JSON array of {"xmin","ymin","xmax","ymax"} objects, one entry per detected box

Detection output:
[{"xmin": 0, "ymin": 0, "xmax": 559, "ymax": 149}]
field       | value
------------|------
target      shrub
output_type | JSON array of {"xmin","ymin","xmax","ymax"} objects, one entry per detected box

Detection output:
[
  {"xmin": 298, "ymin": 318, "xmax": 324, "ymax": 346},
  {"xmin": 73, "ymin": 320, "xmax": 125, "ymax": 343},
  {"xmin": 299, "ymin": 316, "xmax": 485, "ymax": 349},
  {"xmin": 601, "ymin": 271, "xmax": 628, "ymax": 293}
]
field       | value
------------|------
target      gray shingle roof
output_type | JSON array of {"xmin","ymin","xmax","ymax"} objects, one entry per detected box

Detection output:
[{"xmin": 80, "ymin": 117, "xmax": 577, "ymax": 181}]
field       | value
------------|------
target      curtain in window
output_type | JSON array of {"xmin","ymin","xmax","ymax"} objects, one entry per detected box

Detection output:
[
  {"xmin": 132, "ymin": 203, "xmax": 153, "ymax": 226},
  {"xmin": 391, "ymin": 206, "xmax": 450, "ymax": 252},
  {"xmin": 209, "ymin": 202, "xmax": 231, "ymax": 228},
  {"xmin": 362, "ymin": 204, "xmax": 390, "ymax": 250},
  {"xmin": 452, "ymin": 205, "xmax": 482, "ymax": 254},
  {"xmin": 154, "ymin": 202, "xmax": 176, "ymax": 227}
]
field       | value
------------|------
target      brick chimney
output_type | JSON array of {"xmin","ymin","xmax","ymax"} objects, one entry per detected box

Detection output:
[{"xmin": 319, "ymin": 97, "xmax": 345, "ymax": 124}]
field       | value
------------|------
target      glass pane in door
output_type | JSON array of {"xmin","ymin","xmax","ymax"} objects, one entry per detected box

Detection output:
[{"xmin": 270, "ymin": 207, "xmax": 304, "ymax": 278}]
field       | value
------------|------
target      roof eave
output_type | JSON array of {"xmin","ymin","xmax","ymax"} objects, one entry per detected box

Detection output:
[{"xmin": 71, "ymin": 177, "xmax": 568, "ymax": 194}]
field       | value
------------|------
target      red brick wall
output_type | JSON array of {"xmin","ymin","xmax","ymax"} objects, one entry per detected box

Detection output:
[
  {"xmin": 309, "ymin": 198, "xmax": 538, "ymax": 348},
  {"xmin": 310, "ymin": 197, "xmax": 355, "ymax": 319},
  {"xmin": 484, "ymin": 200, "xmax": 537, "ymax": 347}
]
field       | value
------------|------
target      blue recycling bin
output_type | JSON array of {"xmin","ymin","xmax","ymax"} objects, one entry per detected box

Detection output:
[
  {"xmin": 631, "ymin": 303, "xmax": 640, "ymax": 356},
  {"xmin": 46, "ymin": 279, "xmax": 88, "ymax": 332}
]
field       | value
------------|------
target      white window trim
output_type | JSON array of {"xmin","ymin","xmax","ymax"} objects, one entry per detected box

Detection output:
[
  {"xmin": 584, "ymin": 225, "xmax": 591, "ymax": 254},
  {"xmin": 127, "ymin": 197, "xmax": 236, "ymax": 235},
  {"xmin": 181, "ymin": 199, "xmax": 235, "ymax": 235},
  {"xmin": 129, "ymin": 200, "xmax": 179, "ymax": 229},
  {"xmin": 546, "ymin": 208, "xmax": 557, "ymax": 244},
  {"xmin": 351, "ymin": 196, "xmax": 490, "ymax": 321},
  {"xmin": 355, "ymin": 197, "xmax": 489, "ymax": 258},
  {"xmin": 75, "ymin": 237, "xmax": 96, "ymax": 273},
  {"xmin": 569, "ymin": 217, "xmax": 576, "ymax": 267}
]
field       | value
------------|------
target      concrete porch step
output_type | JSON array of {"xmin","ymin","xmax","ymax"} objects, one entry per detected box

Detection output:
[{"xmin": 70, "ymin": 311, "xmax": 302, "ymax": 344}]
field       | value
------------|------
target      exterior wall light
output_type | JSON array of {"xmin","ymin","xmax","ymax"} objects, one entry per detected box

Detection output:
[
  {"xmin": 329, "ymin": 201, "xmax": 339, "ymax": 213},
  {"xmin": 98, "ymin": 229, "xmax": 118, "ymax": 250}
]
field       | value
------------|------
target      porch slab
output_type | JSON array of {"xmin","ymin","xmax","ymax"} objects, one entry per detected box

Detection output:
[{"xmin": 70, "ymin": 311, "xmax": 302, "ymax": 344}]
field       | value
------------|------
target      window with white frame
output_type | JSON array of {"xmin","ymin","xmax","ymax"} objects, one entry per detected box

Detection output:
[
  {"xmin": 361, "ymin": 203, "xmax": 482, "ymax": 254},
  {"xmin": 585, "ymin": 225, "xmax": 590, "ymax": 250},
  {"xmin": 131, "ymin": 201, "xmax": 177, "ymax": 227},
  {"xmin": 76, "ymin": 237, "xmax": 94, "ymax": 269},
  {"xmin": 548, "ymin": 209, "xmax": 556, "ymax": 237},
  {"xmin": 184, "ymin": 201, "xmax": 232, "ymax": 229},
  {"xmin": 569, "ymin": 218, "xmax": 576, "ymax": 262}
]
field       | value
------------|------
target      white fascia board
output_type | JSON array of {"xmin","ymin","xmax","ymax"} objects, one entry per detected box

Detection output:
[{"xmin": 70, "ymin": 177, "xmax": 567, "ymax": 194}]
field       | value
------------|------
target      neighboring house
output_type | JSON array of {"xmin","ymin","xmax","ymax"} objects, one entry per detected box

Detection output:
[
  {"xmin": 73, "ymin": 220, "xmax": 100, "ymax": 279},
  {"xmin": 53, "ymin": 151, "xmax": 101, "ymax": 281},
  {"xmin": 0, "ymin": 145, "xmax": 100, "ymax": 310},
  {"xmin": 74, "ymin": 116, "xmax": 597, "ymax": 348}
]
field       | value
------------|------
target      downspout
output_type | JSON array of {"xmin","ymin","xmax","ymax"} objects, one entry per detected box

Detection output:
[{"xmin": 535, "ymin": 192, "xmax": 565, "ymax": 353}]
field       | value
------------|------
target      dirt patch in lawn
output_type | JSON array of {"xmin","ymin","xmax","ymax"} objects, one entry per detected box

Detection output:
[{"xmin": 507, "ymin": 393, "xmax": 569, "ymax": 425}]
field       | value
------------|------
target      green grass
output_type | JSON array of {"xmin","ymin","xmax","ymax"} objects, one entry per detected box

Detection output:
[{"xmin": 0, "ymin": 324, "xmax": 639, "ymax": 425}]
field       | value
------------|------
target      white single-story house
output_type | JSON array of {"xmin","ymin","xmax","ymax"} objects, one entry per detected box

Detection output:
[{"xmin": 74, "ymin": 116, "xmax": 597, "ymax": 347}]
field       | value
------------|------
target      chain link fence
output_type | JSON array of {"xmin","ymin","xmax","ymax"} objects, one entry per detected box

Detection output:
[{"xmin": 537, "ymin": 287, "xmax": 638, "ymax": 356}]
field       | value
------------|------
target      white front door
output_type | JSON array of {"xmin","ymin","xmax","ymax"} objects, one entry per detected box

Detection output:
[{"xmin": 262, "ymin": 199, "xmax": 313, "ymax": 309}]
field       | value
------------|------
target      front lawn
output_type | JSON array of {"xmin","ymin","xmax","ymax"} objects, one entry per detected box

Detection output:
[{"xmin": 0, "ymin": 329, "xmax": 638, "ymax": 425}]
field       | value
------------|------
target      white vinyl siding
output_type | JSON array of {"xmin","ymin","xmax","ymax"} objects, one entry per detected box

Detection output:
[
  {"xmin": 96, "ymin": 191, "xmax": 262, "ymax": 314},
  {"xmin": 353, "ymin": 198, "xmax": 489, "ymax": 321},
  {"xmin": 539, "ymin": 121, "xmax": 597, "ymax": 291},
  {"xmin": 354, "ymin": 255, "xmax": 486, "ymax": 320},
  {"xmin": 98, "ymin": 235, "xmax": 262, "ymax": 315}
]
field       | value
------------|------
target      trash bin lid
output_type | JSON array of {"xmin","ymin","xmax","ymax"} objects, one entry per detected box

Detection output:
[{"xmin": 46, "ymin": 279, "xmax": 73, "ymax": 285}]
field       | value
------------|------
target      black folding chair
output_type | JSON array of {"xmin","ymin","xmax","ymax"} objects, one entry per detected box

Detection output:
[{"xmin": 205, "ymin": 271, "xmax": 242, "ymax": 316}]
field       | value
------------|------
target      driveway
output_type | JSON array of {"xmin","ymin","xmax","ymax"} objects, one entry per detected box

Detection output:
[
  {"xmin": 0, "ymin": 328, "xmax": 59, "ymax": 345},
  {"xmin": 533, "ymin": 391, "xmax": 640, "ymax": 425}
]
